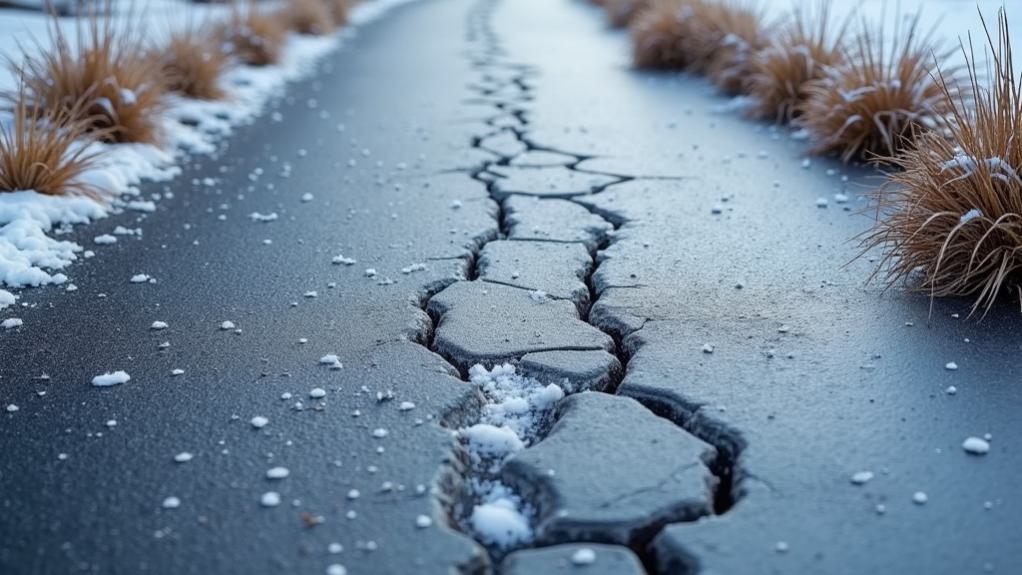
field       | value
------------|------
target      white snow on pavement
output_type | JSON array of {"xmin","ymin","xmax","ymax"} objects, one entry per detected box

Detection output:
[{"xmin": 91, "ymin": 370, "xmax": 130, "ymax": 387}]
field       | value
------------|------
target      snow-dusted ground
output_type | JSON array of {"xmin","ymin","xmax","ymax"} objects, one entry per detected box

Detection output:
[{"xmin": 0, "ymin": 0, "xmax": 417, "ymax": 309}]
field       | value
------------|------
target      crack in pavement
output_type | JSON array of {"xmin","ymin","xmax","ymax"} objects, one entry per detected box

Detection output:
[{"xmin": 408, "ymin": 0, "xmax": 749, "ymax": 572}]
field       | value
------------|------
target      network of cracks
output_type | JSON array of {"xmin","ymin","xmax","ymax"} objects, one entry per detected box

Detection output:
[{"xmin": 406, "ymin": 0, "xmax": 748, "ymax": 573}]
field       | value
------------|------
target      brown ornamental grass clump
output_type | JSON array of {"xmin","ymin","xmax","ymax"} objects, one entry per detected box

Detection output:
[
  {"xmin": 160, "ymin": 25, "xmax": 229, "ymax": 100},
  {"xmin": 219, "ymin": 4, "xmax": 287, "ymax": 66},
  {"xmin": 287, "ymin": 0, "xmax": 335, "ymax": 36},
  {"xmin": 12, "ymin": 9, "xmax": 166, "ymax": 145},
  {"xmin": 746, "ymin": 0, "xmax": 847, "ymax": 122},
  {"xmin": 865, "ymin": 11, "xmax": 1022, "ymax": 315},
  {"xmin": 631, "ymin": 0, "xmax": 706, "ymax": 70},
  {"xmin": 0, "ymin": 92, "xmax": 105, "ymax": 197},
  {"xmin": 702, "ymin": 0, "xmax": 767, "ymax": 93},
  {"xmin": 328, "ymin": 0, "xmax": 352, "ymax": 27},
  {"xmin": 799, "ymin": 14, "xmax": 958, "ymax": 162},
  {"xmin": 605, "ymin": 0, "xmax": 649, "ymax": 28}
]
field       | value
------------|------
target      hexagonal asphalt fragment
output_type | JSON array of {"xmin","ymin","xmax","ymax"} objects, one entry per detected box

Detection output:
[
  {"xmin": 490, "ymin": 166, "xmax": 621, "ymax": 199},
  {"xmin": 501, "ymin": 543, "xmax": 645, "ymax": 575},
  {"xmin": 477, "ymin": 240, "xmax": 592, "ymax": 308},
  {"xmin": 503, "ymin": 196, "xmax": 612, "ymax": 252},
  {"xmin": 427, "ymin": 281, "xmax": 614, "ymax": 372},
  {"xmin": 518, "ymin": 349, "xmax": 621, "ymax": 393},
  {"xmin": 480, "ymin": 129, "xmax": 528, "ymax": 159},
  {"xmin": 510, "ymin": 150, "xmax": 578, "ymax": 167},
  {"xmin": 503, "ymin": 392, "xmax": 717, "ymax": 546}
]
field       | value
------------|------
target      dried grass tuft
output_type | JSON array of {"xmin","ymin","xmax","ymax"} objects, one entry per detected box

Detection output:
[
  {"xmin": 219, "ymin": 4, "xmax": 287, "ymax": 67},
  {"xmin": 630, "ymin": 0, "xmax": 706, "ymax": 70},
  {"xmin": 865, "ymin": 10, "xmax": 1022, "ymax": 315},
  {"xmin": 287, "ymin": 0, "xmax": 335, "ymax": 36},
  {"xmin": 10, "ymin": 6, "xmax": 167, "ymax": 145},
  {"xmin": 605, "ymin": 0, "xmax": 649, "ymax": 28},
  {"xmin": 702, "ymin": 0, "xmax": 767, "ymax": 93},
  {"xmin": 746, "ymin": 0, "xmax": 847, "ymax": 122},
  {"xmin": 160, "ymin": 25, "xmax": 229, "ymax": 100},
  {"xmin": 0, "ymin": 92, "xmax": 105, "ymax": 197},
  {"xmin": 327, "ymin": 0, "xmax": 351, "ymax": 27},
  {"xmin": 798, "ymin": 13, "xmax": 958, "ymax": 162}
]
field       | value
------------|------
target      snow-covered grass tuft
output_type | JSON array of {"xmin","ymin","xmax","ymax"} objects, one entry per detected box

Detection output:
[
  {"xmin": 12, "ymin": 4, "xmax": 167, "ymax": 145},
  {"xmin": 746, "ymin": 0, "xmax": 847, "ymax": 123},
  {"xmin": 701, "ymin": 0, "xmax": 767, "ymax": 94},
  {"xmin": 1, "ymin": 91, "xmax": 105, "ymax": 197},
  {"xmin": 799, "ymin": 12, "xmax": 960, "ymax": 162},
  {"xmin": 159, "ymin": 24, "xmax": 229, "ymax": 100},
  {"xmin": 218, "ymin": 3, "xmax": 287, "ymax": 67},
  {"xmin": 286, "ymin": 0, "xmax": 335, "ymax": 36},
  {"xmin": 864, "ymin": 10, "xmax": 1022, "ymax": 315}
]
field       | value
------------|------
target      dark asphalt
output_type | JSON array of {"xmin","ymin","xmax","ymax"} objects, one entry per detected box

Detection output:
[{"xmin": 2, "ymin": 0, "xmax": 1021, "ymax": 574}]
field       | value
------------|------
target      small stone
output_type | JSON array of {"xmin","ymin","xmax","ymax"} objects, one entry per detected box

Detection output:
[
  {"xmin": 571, "ymin": 548, "xmax": 596, "ymax": 565},
  {"xmin": 850, "ymin": 471, "xmax": 874, "ymax": 485},
  {"xmin": 963, "ymin": 437, "xmax": 990, "ymax": 455},
  {"xmin": 266, "ymin": 467, "xmax": 290, "ymax": 479}
]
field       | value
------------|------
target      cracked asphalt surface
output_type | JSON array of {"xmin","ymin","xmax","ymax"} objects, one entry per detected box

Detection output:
[{"xmin": 2, "ymin": 0, "xmax": 1021, "ymax": 573}]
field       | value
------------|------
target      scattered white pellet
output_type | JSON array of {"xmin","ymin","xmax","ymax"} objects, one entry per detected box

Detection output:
[
  {"xmin": 326, "ymin": 565, "xmax": 347, "ymax": 575},
  {"xmin": 913, "ymin": 491, "xmax": 928, "ymax": 505},
  {"xmin": 815, "ymin": 198, "xmax": 829, "ymax": 208},
  {"xmin": 6, "ymin": 404, "xmax": 19, "ymax": 413},
  {"xmin": 529, "ymin": 290, "xmax": 547, "ymax": 302},
  {"xmin": 301, "ymin": 193, "xmax": 314, "ymax": 202},
  {"xmin": 130, "ymin": 274, "xmax": 151, "ymax": 283},
  {"xmin": 571, "ymin": 548, "xmax": 596, "ymax": 565},
  {"xmin": 850, "ymin": 471, "xmax": 874, "ymax": 485},
  {"xmin": 174, "ymin": 452, "xmax": 193, "ymax": 463},
  {"xmin": 310, "ymin": 388, "xmax": 327, "ymax": 399},
  {"xmin": 328, "ymin": 542, "xmax": 343, "ymax": 554},
  {"xmin": 94, "ymin": 234, "xmax": 117, "ymax": 245},
  {"xmin": 347, "ymin": 489, "xmax": 360, "ymax": 500},
  {"xmin": 220, "ymin": 321, "xmax": 236, "ymax": 330},
  {"xmin": 171, "ymin": 369, "xmax": 184, "ymax": 376},
  {"xmin": 260, "ymin": 491, "xmax": 281, "ymax": 507},
  {"xmin": 701, "ymin": 344, "xmax": 714, "ymax": 354},
  {"xmin": 945, "ymin": 362, "xmax": 958, "ymax": 371},
  {"xmin": 365, "ymin": 268, "xmax": 377, "ymax": 278},
  {"xmin": 319, "ymin": 354, "xmax": 343, "ymax": 369},
  {"xmin": 249, "ymin": 212, "xmax": 278, "ymax": 223},
  {"xmin": 151, "ymin": 321, "xmax": 168, "ymax": 330},
  {"xmin": 304, "ymin": 291, "xmax": 318, "ymax": 298},
  {"xmin": 92, "ymin": 371, "xmax": 130, "ymax": 387},
  {"xmin": 415, "ymin": 515, "xmax": 433, "ymax": 528},
  {"xmin": 332, "ymin": 255, "xmax": 356, "ymax": 265},
  {"xmin": 266, "ymin": 467, "xmax": 290, "ymax": 479},
  {"xmin": 162, "ymin": 496, "xmax": 181, "ymax": 509},
  {"xmin": 372, "ymin": 428, "xmax": 389, "ymax": 438},
  {"xmin": 946, "ymin": 385, "xmax": 957, "ymax": 395},
  {"xmin": 450, "ymin": 199, "xmax": 463, "ymax": 209},
  {"xmin": 399, "ymin": 401, "xmax": 416, "ymax": 411},
  {"xmin": 775, "ymin": 541, "xmax": 789, "ymax": 553},
  {"xmin": 251, "ymin": 416, "xmax": 269, "ymax": 429},
  {"xmin": 2, "ymin": 318, "xmax": 22, "ymax": 329},
  {"xmin": 963, "ymin": 437, "xmax": 990, "ymax": 455}
]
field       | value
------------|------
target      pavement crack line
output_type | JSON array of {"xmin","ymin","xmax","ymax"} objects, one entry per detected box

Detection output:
[{"xmin": 410, "ymin": 0, "xmax": 746, "ymax": 572}]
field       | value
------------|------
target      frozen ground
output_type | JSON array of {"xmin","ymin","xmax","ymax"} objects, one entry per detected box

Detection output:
[{"xmin": 1, "ymin": 0, "xmax": 1020, "ymax": 574}]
